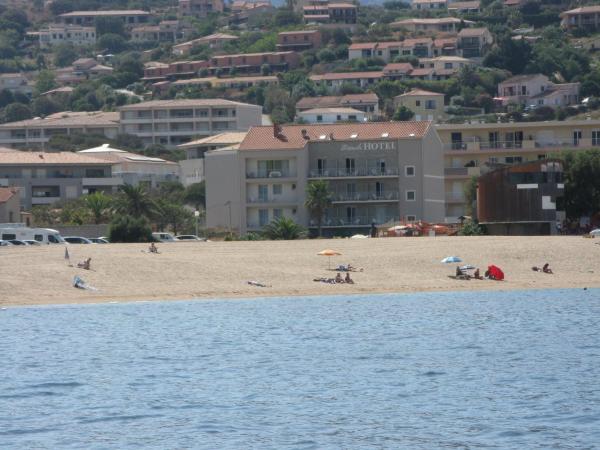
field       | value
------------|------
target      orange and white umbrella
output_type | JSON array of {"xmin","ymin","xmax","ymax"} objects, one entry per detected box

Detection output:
[{"xmin": 318, "ymin": 249, "xmax": 341, "ymax": 269}]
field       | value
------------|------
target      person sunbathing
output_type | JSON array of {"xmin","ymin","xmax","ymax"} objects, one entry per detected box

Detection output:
[
  {"xmin": 542, "ymin": 263, "xmax": 553, "ymax": 274},
  {"xmin": 335, "ymin": 272, "xmax": 344, "ymax": 283},
  {"xmin": 344, "ymin": 273, "xmax": 354, "ymax": 284},
  {"xmin": 77, "ymin": 257, "xmax": 91, "ymax": 270},
  {"xmin": 149, "ymin": 243, "xmax": 159, "ymax": 253}
]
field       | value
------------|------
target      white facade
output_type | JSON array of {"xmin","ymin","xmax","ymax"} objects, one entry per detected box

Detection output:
[
  {"xmin": 298, "ymin": 108, "xmax": 366, "ymax": 124},
  {"xmin": 38, "ymin": 26, "xmax": 96, "ymax": 47},
  {"xmin": 119, "ymin": 99, "xmax": 262, "ymax": 148}
]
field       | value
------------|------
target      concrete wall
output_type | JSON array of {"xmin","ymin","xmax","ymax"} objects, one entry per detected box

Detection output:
[
  {"xmin": 54, "ymin": 224, "xmax": 109, "ymax": 238},
  {"xmin": 205, "ymin": 149, "xmax": 242, "ymax": 231}
]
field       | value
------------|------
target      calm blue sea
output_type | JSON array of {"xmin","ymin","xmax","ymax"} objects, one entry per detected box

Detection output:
[{"xmin": 1, "ymin": 289, "xmax": 599, "ymax": 449}]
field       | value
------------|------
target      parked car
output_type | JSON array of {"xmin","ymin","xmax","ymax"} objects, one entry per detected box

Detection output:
[
  {"xmin": 22, "ymin": 240, "xmax": 42, "ymax": 246},
  {"xmin": 98, "ymin": 236, "xmax": 110, "ymax": 242},
  {"xmin": 8, "ymin": 239, "xmax": 29, "ymax": 246},
  {"xmin": 0, "ymin": 240, "xmax": 13, "ymax": 246},
  {"xmin": 590, "ymin": 229, "xmax": 600, "ymax": 237},
  {"xmin": 89, "ymin": 237, "xmax": 109, "ymax": 244},
  {"xmin": 175, "ymin": 235, "xmax": 206, "ymax": 241},
  {"xmin": 152, "ymin": 232, "xmax": 177, "ymax": 242},
  {"xmin": 64, "ymin": 236, "xmax": 93, "ymax": 244}
]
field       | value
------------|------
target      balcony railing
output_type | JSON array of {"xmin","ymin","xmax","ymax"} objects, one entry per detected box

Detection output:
[
  {"xmin": 331, "ymin": 191, "xmax": 399, "ymax": 202},
  {"xmin": 310, "ymin": 216, "xmax": 399, "ymax": 227},
  {"xmin": 246, "ymin": 170, "xmax": 295, "ymax": 179},
  {"xmin": 308, "ymin": 168, "xmax": 399, "ymax": 178},
  {"xmin": 445, "ymin": 139, "xmax": 600, "ymax": 152},
  {"xmin": 246, "ymin": 196, "xmax": 297, "ymax": 204}
]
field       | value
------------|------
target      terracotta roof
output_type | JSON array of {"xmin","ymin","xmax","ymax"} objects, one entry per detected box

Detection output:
[
  {"xmin": 119, "ymin": 99, "xmax": 261, "ymax": 110},
  {"xmin": 408, "ymin": 68, "xmax": 434, "ymax": 76},
  {"xmin": 77, "ymin": 144, "xmax": 177, "ymax": 165},
  {"xmin": 59, "ymin": 10, "xmax": 150, "ymax": 17},
  {"xmin": 500, "ymin": 73, "xmax": 548, "ymax": 84},
  {"xmin": 239, "ymin": 122, "xmax": 432, "ymax": 151},
  {"xmin": 349, "ymin": 42, "xmax": 378, "ymax": 50},
  {"xmin": 0, "ymin": 111, "xmax": 119, "ymax": 129},
  {"xmin": 399, "ymin": 89, "xmax": 444, "ymax": 97},
  {"xmin": 392, "ymin": 17, "xmax": 468, "ymax": 25},
  {"xmin": 0, "ymin": 187, "xmax": 18, "ymax": 203},
  {"xmin": 0, "ymin": 151, "xmax": 111, "ymax": 165},
  {"xmin": 561, "ymin": 6, "xmax": 600, "ymax": 15},
  {"xmin": 327, "ymin": 3, "xmax": 357, "ymax": 8},
  {"xmin": 279, "ymin": 30, "xmax": 319, "ymax": 36},
  {"xmin": 458, "ymin": 27, "xmax": 488, "ymax": 37},
  {"xmin": 311, "ymin": 71, "xmax": 384, "ymax": 81},
  {"xmin": 211, "ymin": 51, "xmax": 295, "ymax": 59},
  {"xmin": 433, "ymin": 38, "xmax": 457, "ymax": 47},
  {"xmin": 177, "ymin": 132, "xmax": 248, "ymax": 149},
  {"xmin": 384, "ymin": 63, "xmax": 414, "ymax": 72}
]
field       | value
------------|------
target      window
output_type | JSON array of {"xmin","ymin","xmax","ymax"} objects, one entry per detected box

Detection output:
[
  {"xmin": 406, "ymin": 215, "xmax": 416, "ymax": 222},
  {"xmin": 405, "ymin": 166, "xmax": 415, "ymax": 176},
  {"xmin": 425, "ymin": 100, "xmax": 436, "ymax": 109},
  {"xmin": 273, "ymin": 209, "xmax": 282, "ymax": 219},
  {"xmin": 415, "ymin": 100, "xmax": 421, "ymax": 107},
  {"xmin": 444, "ymin": 62, "xmax": 453, "ymax": 69},
  {"xmin": 272, "ymin": 184, "xmax": 282, "ymax": 195},
  {"xmin": 573, "ymin": 130, "xmax": 582, "ymax": 146},
  {"xmin": 593, "ymin": 131, "xmax": 600, "ymax": 146},
  {"xmin": 316, "ymin": 115, "xmax": 323, "ymax": 122},
  {"xmin": 258, "ymin": 185, "xmax": 268, "ymax": 202},
  {"xmin": 406, "ymin": 190, "xmax": 416, "ymax": 201},
  {"xmin": 258, "ymin": 209, "xmax": 269, "ymax": 226}
]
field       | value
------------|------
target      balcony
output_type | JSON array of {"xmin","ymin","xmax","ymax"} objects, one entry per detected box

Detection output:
[
  {"xmin": 308, "ymin": 168, "xmax": 399, "ymax": 178},
  {"xmin": 446, "ymin": 192, "xmax": 465, "ymax": 203},
  {"xmin": 246, "ymin": 196, "xmax": 298, "ymax": 204},
  {"xmin": 82, "ymin": 177, "xmax": 123, "ymax": 186},
  {"xmin": 445, "ymin": 139, "xmax": 599, "ymax": 152},
  {"xmin": 246, "ymin": 169, "xmax": 296, "ymax": 179},
  {"xmin": 32, "ymin": 196, "xmax": 61, "ymax": 205},
  {"xmin": 331, "ymin": 191, "xmax": 399, "ymax": 203},
  {"xmin": 310, "ymin": 215, "xmax": 399, "ymax": 227},
  {"xmin": 444, "ymin": 167, "xmax": 481, "ymax": 177}
]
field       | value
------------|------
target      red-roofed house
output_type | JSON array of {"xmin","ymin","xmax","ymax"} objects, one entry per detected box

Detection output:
[
  {"xmin": 205, "ymin": 121, "xmax": 445, "ymax": 235},
  {"xmin": 560, "ymin": 6, "xmax": 600, "ymax": 30}
]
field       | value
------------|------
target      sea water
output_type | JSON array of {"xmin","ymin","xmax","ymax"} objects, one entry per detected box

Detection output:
[{"xmin": 1, "ymin": 289, "xmax": 599, "ymax": 449}]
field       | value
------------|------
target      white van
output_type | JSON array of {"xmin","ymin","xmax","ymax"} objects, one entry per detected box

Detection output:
[
  {"xmin": 0, "ymin": 223, "xmax": 66, "ymax": 244},
  {"xmin": 152, "ymin": 232, "xmax": 177, "ymax": 242}
]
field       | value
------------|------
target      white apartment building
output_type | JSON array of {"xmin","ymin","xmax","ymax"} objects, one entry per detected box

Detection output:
[
  {"xmin": 38, "ymin": 25, "xmax": 96, "ymax": 47},
  {"xmin": 205, "ymin": 122, "xmax": 445, "ymax": 236},
  {"xmin": 0, "ymin": 111, "xmax": 120, "ymax": 149},
  {"xmin": 118, "ymin": 99, "xmax": 263, "ymax": 148}
]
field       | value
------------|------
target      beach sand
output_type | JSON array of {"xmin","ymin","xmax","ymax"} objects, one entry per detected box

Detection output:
[{"xmin": 1, "ymin": 236, "xmax": 598, "ymax": 307}]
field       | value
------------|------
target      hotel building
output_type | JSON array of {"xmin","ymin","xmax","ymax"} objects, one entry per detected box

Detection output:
[
  {"xmin": 119, "ymin": 99, "xmax": 262, "ymax": 148},
  {"xmin": 205, "ymin": 122, "xmax": 445, "ymax": 236},
  {"xmin": 58, "ymin": 10, "xmax": 152, "ymax": 28}
]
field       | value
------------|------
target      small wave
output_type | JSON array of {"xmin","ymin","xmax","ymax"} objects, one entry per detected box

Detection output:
[
  {"xmin": 0, "ymin": 391, "xmax": 62, "ymax": 399},
  {"xmin": 421, "ymin": 371, "xmax": 446, "ymax": 377},
  {"xmin": 0, "ymin": 427, "xmax": 58, "ymax": 436},
  {"xmin": 78, "ymin": 413, "xmax": 163, "ymax": 424},
  {"xmin": 27, "ymin": 382, "xmax": 83, "ymax": 389}
]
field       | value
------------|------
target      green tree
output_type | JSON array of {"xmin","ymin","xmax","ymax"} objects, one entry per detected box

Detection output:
[
  {"xmin": 97, "ymin": 33, "xmax": 128, "ymax": 53},
  {"xmin": 3, "ymin": 103, "xmax": 31, "ymax": 122},
  {"xmin": 458, "ymin": 220, "xmax": 484, "ymax": 236},
  {"xmin": 305, "ymin": 180, "xmax": 332, "ymax": 237},
  {"xmin": 35, "ymin": 70, "xmax": 57, "ymax": 96},
  {"xmin": 109, "ymin": 215, "xmax": 153, "ymax": 243},
  {"xmin": 84, "ymin": 192, "xmax": 112, "ymax": 224},
  {"xmin": 393, "ymin": 105, "xmax": 414, "ymax": 121},
  {"xmin": 463, "ymin": 175, "xmax": 478, "ymax": 217},
  {"xmin": 53, "ymin": 43, "xmax": 77, "ymax": 67},
  {"xmin": 184, "ymin": 182, "xmax": 206, "ymax": 210},
  {"xmin": 262, "ymin": 216, "xmax": 306, "ymax": 240},
  {"xmin": 562, "ymin": 150, "xmax": 600, "ymax": 219},
  {"xmin": 114, "ymin": 184, "xmax": 156, "ymax": 218},
  {"xmin": 95, "ymin": 16, "xmax": 126, "ymax": 37}
]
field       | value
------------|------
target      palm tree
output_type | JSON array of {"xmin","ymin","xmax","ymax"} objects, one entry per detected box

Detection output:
[
  {"xmin": 262, "ymin": 216, "xmax": 306, "ymax": 240},
  {"xmin": 84, "ymin": 192, "xmax": 112, "ymax": 224},
  {"xmin": 114, "ymin": 184, "xmax": 156, "ymax": 219},
  {"xmin": 305, "ymin": 180, "xmax": 332, "ymax": 237}
]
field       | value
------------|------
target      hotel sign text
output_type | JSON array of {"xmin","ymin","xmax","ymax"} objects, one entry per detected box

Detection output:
[{"xmin": 340, "ymin": 142, "xmax": 396, "ymax": 151}]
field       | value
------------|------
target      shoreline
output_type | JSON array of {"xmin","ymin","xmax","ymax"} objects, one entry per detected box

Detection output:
[
  {"xmin": 1, "ymin": 236, "xmax": 599, "ymax": 308},
  {"xmin": 1, "ymin": 286, "xmax": 596, "ymax": 309}
]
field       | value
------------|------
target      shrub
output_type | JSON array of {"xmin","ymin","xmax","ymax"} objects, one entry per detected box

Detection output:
[
  {"xmin": 108, "ymin": 215, "xmax": 153, "ymax": 242},
  {"xmin": 458, "ymin": 220, "xmax": 484, "ymax": 236},
  {"xmin": 262, "ymin": 216, "xmax": 306, "ymax": 240}
]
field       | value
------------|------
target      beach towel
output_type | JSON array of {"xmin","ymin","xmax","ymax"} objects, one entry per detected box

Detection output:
[{"xmin": 73, "ymin": 276, "xmax": 98, "ymax": 291}]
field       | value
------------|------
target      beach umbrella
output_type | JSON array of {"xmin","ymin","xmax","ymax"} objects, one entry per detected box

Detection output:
[
  {"xmin": 441, "ymin": 256, "xmax": 462, "ymax": 263},
  {"xmin": 487, "ymin": 265, "xmax": 504, "ymax": 281},
  {"xmin": 318, "ymin": 249, "xmax": 341, "ymax": 270}
]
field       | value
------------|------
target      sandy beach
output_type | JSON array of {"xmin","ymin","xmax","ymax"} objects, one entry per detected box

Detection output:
[{"xmin": 0, "ymin": 236, "xmax": 598, "ymax": 307}]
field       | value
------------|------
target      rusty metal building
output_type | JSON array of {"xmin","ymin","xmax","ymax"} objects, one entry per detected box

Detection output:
[{"xmin": 477, "ymin": 159, "xmax": 565, "ymax": 235}]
